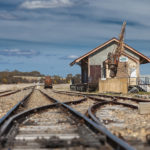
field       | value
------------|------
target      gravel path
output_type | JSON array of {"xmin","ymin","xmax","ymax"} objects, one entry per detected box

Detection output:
[
  {"xmin": 53, "ymin": 84, "xmax": 70, "ymax": 91},
  {"xmin": 41, "ymin": 88, "xmax": 95, "ymax": 115},
  {"xmin": 0, "ymin": 89, "xmax": 32, "ymax": 118},
  {"xmin": 71, "ymin": 98, "xmax": 95, "ymax": 115},
  {"xmin": 0, "ymin": 84, "xmax": 34, "ymax": 92},
  {"xmin": 12, "ymin": 107, "xmax": 104, "ymax": 149},
  {"xmin": 41, "ymin": 89, "xmax": 83, "ymax": 102},
  {"xmin": 96, "ymin": 104, "xmax": 150, "ymax": 143},
  {"xmin": 25, "ymin": 89, "xmax": 54, "ymax": 110}
]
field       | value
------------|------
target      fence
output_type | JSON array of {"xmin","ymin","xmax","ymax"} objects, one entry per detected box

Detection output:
[
  {"xmin": 137, "ymin": 77, "xmax": 150, "ymax": 85},
  {"xmin": 128, "ymin": 77, "xmax": 150, "ymax": 92},
  {"xmin": 128, "ymin": 77, "xmax": 150, "ymax": 86}
]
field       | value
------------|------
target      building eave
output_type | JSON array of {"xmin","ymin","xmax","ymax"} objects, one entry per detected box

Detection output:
[{"xmin": 70, "ymin": 37, "xmax": 150, "ymax": 66}]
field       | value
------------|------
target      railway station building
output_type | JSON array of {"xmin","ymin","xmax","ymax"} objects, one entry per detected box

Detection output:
[{"xmin": 70, "ymin": 38, "xmax": 150, "ymax": 92}]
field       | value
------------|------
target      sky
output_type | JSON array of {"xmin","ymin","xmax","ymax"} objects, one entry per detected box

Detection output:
[{"xmin": 0, "ymin": 0, "xmax": 150, "ymax": 77}]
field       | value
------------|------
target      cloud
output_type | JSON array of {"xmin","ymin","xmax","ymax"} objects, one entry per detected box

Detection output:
[
  {"xmin": 1, "ymin": 0, "xmax": 150, "ymax": 76},
  {"xmin": 68, "ymin": 55, "xmax": 78, "ymax": 59},
  {"xmin": 60, "ymin": 55, "xmax": 78, "ymax": 60},
  {"xmin": 0, "ymin": 11, "xmax": 17, "ymax": 20},
  {"xmin": 20, "ymin": 0, "xmax": 73, "ymax": 9},
  {"xmin": 0, "ymin": 49, "xmax": 39, "ymax": 57},
  {"xmin": 0, "ymin": 61, "xmax": 24, "ymax": 65},
  {"xmin": 1, "ymin": 0, "xmax": 150, "ymax": 44},
  {"xmin": 46, "ymin": 54, "xmax": 58, "ymax": 57}
]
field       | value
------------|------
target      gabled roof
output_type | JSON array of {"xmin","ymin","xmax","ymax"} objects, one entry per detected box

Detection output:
[{"xmin": 70, "ymin": 37, "xmax": 150, "ymax": 66}]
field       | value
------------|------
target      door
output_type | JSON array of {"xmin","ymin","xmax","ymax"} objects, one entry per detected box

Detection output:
[{"xmin": 90, "ymin": 65, "xmax": 101, "ymax": 83}]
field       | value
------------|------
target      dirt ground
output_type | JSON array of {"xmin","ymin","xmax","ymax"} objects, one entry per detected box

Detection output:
[
  {"xmin": 0, "ymin": 83, "xmax": 34, "ymax": 91},
  {"xmin": 53, "ymin": 83, "xmax": 70, "ymax": 91}
]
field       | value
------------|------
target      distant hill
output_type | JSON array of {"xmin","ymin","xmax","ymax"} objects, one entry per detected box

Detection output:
[
  {"xmin": 10, "ymin": 70, "xmax": 44, "ymax": 77},
  {"xmin": 0, "ymin": 70, "xmax": 45, "ymax": 84},
  {"xmin": 0, "ymin": 70, "xmax": 81, "ymax": 84},
  {"xmin": 13, "ymin": 76, "xmax": 44, "ymax": 81}
]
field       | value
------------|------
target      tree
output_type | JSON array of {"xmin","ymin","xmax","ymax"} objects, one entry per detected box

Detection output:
[
  {"xmin": 2, "ymin": 78, "xmax": 7, "ymax": 84},
  {"xmin": 66, "ymin": 74, "xmax": 73, "ymax": 83}
]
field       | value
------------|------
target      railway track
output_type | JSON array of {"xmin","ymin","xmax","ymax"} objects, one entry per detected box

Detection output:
[
  {"xmin": 53, "ymin": 90, "xmax": 150, "ymax": 103},
  {"xmin": 87, "ymin": 101, "xmax": 150, "ymax": 150},
  {"xmin": 0, "ymin": 86, "xmax": 35, "ymax": 119},
  {"xmin": 0, "ymin": 90, "xmax": 22, "ymax": 98},
  {"xmin": 0, "ymin": 88, "xmax": 135, "ymax": 150},
  {"xmin": 41, "ymin": 89, "xmax": 94, "ymax": 115},
  {"xmin": 0, "ymin": 87, "xmax": 86, "ymax": 127},
  {"xmin": 52, "ymin": 89, "xmax": 150, "ymax": 150},
  {"xmin": 0, "ymin": 85, "xmax": 34, "ymax": 98},
  {"xmin": 88, "ymin": 100, "xmax": 150, "ymax": 150},
  {"xmin": 0, "ymin": 90, "xmax": 12, "ymax": 94}
]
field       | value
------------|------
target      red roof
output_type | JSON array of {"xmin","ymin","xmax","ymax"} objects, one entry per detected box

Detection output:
[{"xmin": 70, "ymin": 37, "xmax": 150, "ymax": 66}]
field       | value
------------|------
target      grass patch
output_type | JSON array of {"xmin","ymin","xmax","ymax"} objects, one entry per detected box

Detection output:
[{"xmin": 137, "ymin": 92, "xmax": 150, "ymax": 95}]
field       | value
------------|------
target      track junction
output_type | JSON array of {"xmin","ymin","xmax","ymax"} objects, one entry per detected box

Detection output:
[{"xmin": 0, "ymin": 85, "xmax": 150, "ymax": 150}]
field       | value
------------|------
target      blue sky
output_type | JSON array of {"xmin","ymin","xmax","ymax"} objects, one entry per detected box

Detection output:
[{"xmin": 0, "ymin": 0, "xmax": 150, "ymax": 77}]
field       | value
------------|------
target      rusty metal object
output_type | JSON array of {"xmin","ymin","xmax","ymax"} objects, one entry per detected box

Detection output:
[
  {"xmin": 44, "ymin": 76, "xmax": 52, "ymax": 89},
  {"xmin": 107, "ymin": 21, "xmax": 126, "ymax": 78}
]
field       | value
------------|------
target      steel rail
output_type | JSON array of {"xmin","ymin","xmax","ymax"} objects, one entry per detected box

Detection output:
[
  {"xmin": 0, "ymin": 98, "xmax": 87, "ymax": 138},
  {"xmin": 0, "ymin": 97, "xmax": 87, "ymax": 143},
  {"xmin": 0, "ymin": 103, "xmax": 57, "ymax": 138},
  {"xmin": 65, "ymin": 97, "xmax": 87, "ymax": 105},
  {"xmin": 39, "ymin": 90, "xmax": 87, "ymax": 104},
  {"xmin": 0, "ymin": 90, "xmax": 21, "ymax": 98},
  {"xmin": 0, "ymin": 90, "xmax": 135, "ymax": 150},
  {"xmin": 0, "ymin": 89, "xmax": 86, "ymax": 129},
  {"xmin": 88, "ymin": 101, "xmax": 138, "ymax": 125},
  {"xmin": 53, "ymin": 90, "xmax": 84, "ymax": 96},
  {"xmin": 53, "ymin": 90, "xmax": 150, "ymax": 103},
  {"xmin": 0, "ymin": 85, "xmax": 34, "ymax": 98},
  {"xmin": 39, "ymin": 90, "xmax": 135, "ymax": 150},
  {"xmin": 0, "ymin": 90, "xmax": 12, "ymax": 94},
  {"xmin": 0, "ymin": 87, "xmax": 34, "ymax": 126},
  {"xmin": 53, "ymin": 90, "xmax": 109, "ymax": 103},
  {"xmin": 88, "ymin": 96, "xmax": 108, "ymax": 102}
]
